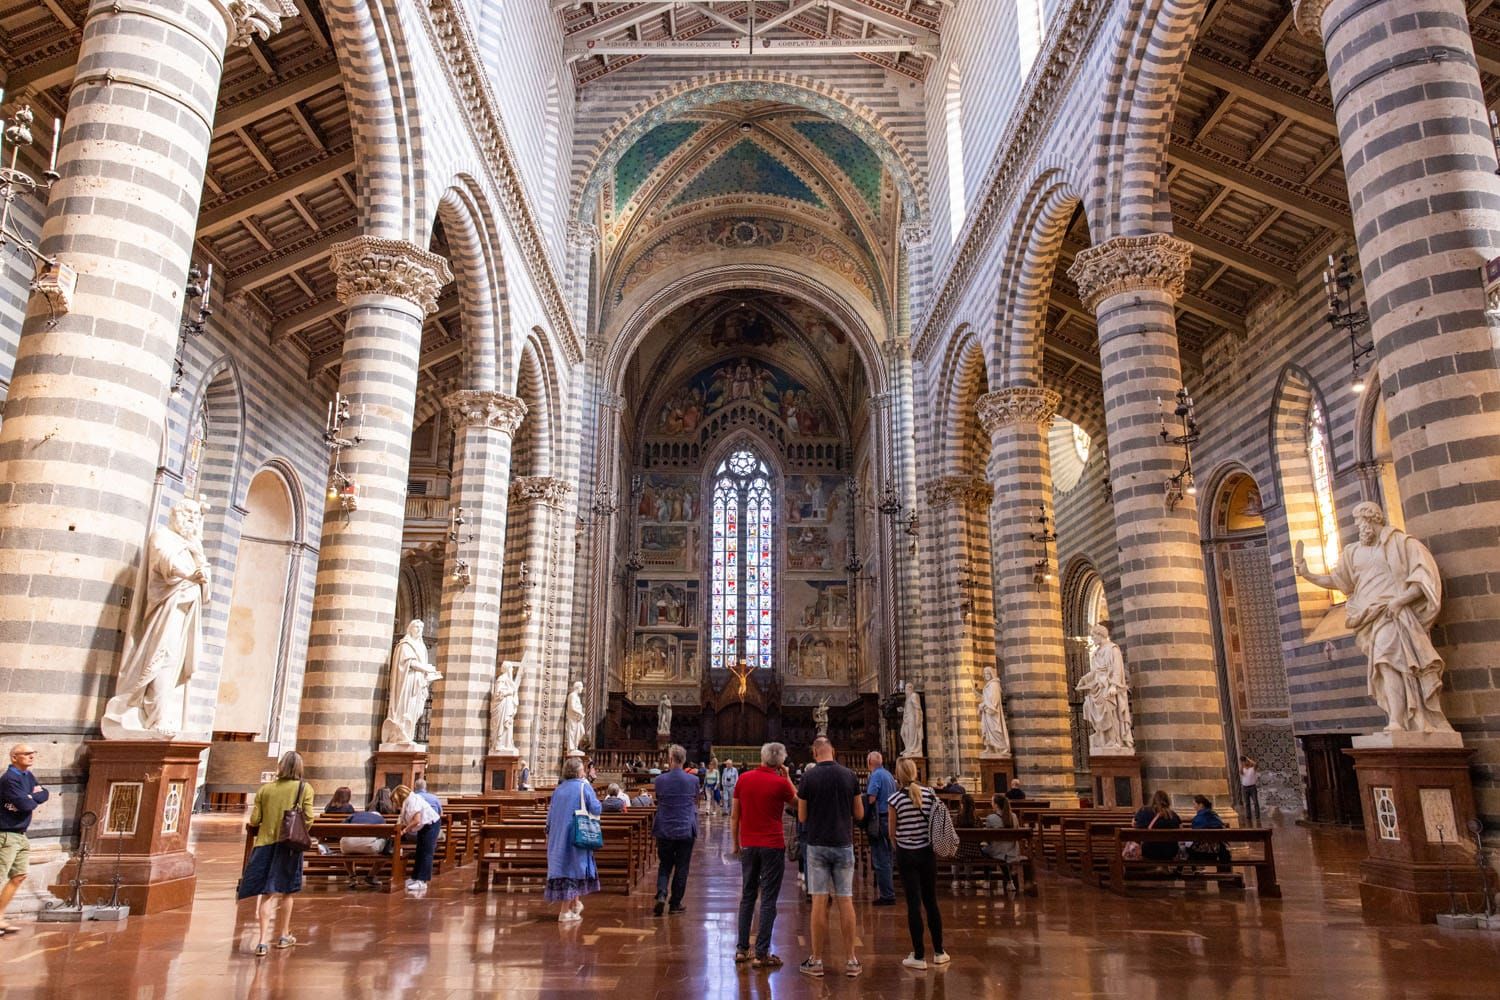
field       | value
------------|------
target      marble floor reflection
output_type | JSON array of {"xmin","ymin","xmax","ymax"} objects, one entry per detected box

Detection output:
[{"xmin": 4, "ymin": 807, "xmax": 1498, "ymax": 998}]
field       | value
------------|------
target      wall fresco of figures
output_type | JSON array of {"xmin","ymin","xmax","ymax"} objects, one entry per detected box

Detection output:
[{"xmin": 652, "ymin": 358, "xmax": 834, "ymax": 439}]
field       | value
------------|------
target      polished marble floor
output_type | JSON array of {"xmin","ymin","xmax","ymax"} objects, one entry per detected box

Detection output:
[{"xmin": 4, "ymin": 808, "xmax": 1499, "ymax": 999}]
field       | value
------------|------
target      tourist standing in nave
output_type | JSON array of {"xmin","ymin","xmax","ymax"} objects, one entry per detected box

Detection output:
[
  {"xmin": 1239, "ymin": 756, "xmax": 1261, "ymax": 826},
  {"xmin": 238, "ymin": 751, "xmax": 314, "ymax": 956},
  {"xmin": 864, "ymin": 750, "xmax": 897, "ymax": 906},
  {"xmin": 706, "ymin": 757, "xmax": 721, "ymax": 810},
  {"xmin": 546, "ymin": 757, "xmax": 602, "ymax": 923},
  {"xmin": 797, "ymin": 735, "xmax": 864, "ymax": 978},
  {"xmin": 0, "ymin": 744, "xmax": 48, "ymax": 935},
  {"xmin": 721, "ymin": 759, "xmax": 739, "ymax": 816},
  {"xmin": 888, "ymin": 757, "xmax": 949, "ymax": 971},
  {"xmin": 652, "ymin": 744, "xmax": 699, "ymax": 916},
  {"xmin": 730, "ymin": 742, "xmax": 796, "ymax": 968}
]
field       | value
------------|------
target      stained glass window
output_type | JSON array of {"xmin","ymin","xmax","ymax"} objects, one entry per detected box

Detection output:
[
  {"xmin": 1307, "ymin": 399, "xmax": 1341, "ymax": 576},
  {"xmin": 710, "ymin": 449, "xmax": 774, "ymax": 670}
]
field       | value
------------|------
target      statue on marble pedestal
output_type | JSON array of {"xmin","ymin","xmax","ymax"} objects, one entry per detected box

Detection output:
[
  {"xmin": 1077, "ymin": 623, "xmax": 1134, "ymax": 753},
  {"xmin": 978, "ymin": 665, "xmax": 1011, "ymax": 756},
  {"xmin": 1295, "ymin": 501, "xmax": 1455, "ymax": 735},
  {"xmin": 657, "ymin": 694, "xmax": 673, "ymax": 736},
  {"xmin": 489, "ymin": 661, "xmax": 523, "ymax": 754},
  {"xmin": 564, "ymin": 681, "xmax": 586, "ymax": 753},
  {"xmin": 381, "ymin": 620, "xmax": 441, "ymax": 748},
  {"xmin": 813, "ymin": 696, "xmax": 829, "ymax": 737},
  {"xmin": 898, "ymin": 682, "xmax": 924, "ymax": 758},
  {"xmin": 101, "ymin": 500, "xmax": 210, "ymax": 740}
]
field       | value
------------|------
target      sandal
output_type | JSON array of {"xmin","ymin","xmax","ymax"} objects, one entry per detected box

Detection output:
[
  {"xmin": 734, "ymin": 949, "xmax": 751, "ymax": 964},
  {"xmin": 274, "ymin": 935, "xmax": 296, "ymax": 949},
  {"xmin": 752, "ymin": 954, "xmax": 783, "ymax": 969},
  {"xmin": 253, "ymin": 943, "xmax": 269, "ymax": 958}
]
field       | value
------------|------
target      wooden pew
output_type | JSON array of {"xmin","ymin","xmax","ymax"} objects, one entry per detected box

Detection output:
[
  {"xmin": 239, "ymin": 818, "xmax": 409, "ymax": 893},
  {"xmin": 1033, "ymin": 808, "xmax": 1135, "ymax": 869},
  {"xmin": 1057, "ymin": 811, "xmax": 1136, "ymax": 878},
  {"xmin": 472, "ymin": 813, "xmax": 647, "ymax": 895},
  {"xmin": 948, "ymin": 827, "xmax": 1038, "ymax": 896},
  {"xmin": 1105, "ymin": 827, "xmax": 1280, "ymax": 897}
]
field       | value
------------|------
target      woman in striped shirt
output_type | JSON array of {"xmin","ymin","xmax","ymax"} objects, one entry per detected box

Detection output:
[{"xmin": 886, "ymin": 758, "xmax": 950, "ymax": 971}]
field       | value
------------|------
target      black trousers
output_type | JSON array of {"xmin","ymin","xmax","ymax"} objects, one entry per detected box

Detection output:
[
  {"xmin": 655, "ymin": 836, "xmax": 694, "ymax": 906},
  {"xmin": 895, "ymin": 845, "xmax": 943, "ymax": 959}
]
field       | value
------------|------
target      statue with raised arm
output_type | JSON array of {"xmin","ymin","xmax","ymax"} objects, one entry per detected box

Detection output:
[
  {"xmin": 1077, "ymin": 623, "xmax": 1134, "ymax": 752},
  {"xmin": 898, "ymin": 682, "xmax": 924, "ymax": 758},
  {"xmin": 490, "ymin": 661, "xmax": 522, "ymax": 753},
  {"xmin": 1295, "ymin": 501, "xmax": 1454, "ymax": 735},
  {"xmin": 564, "ymin": 681, "xmax": 587, "ymax": 753},
  {"xmin": 656, "ymin": 693, "xmax": 673, "ymax": 736},
  {"xmin": 813, "ymin": 696, "xmax": 830, "ymax": 737},
  {"xmin": 102, "ymin": 499, "xmax": 211, "ymax": 740},
  {"xmin": 381, "ymin": 620, "xmax": 441, "ymax": 747},
  {"xmin": 978, "ymin": 665, "xmax": 1011, "ymax": 756}
]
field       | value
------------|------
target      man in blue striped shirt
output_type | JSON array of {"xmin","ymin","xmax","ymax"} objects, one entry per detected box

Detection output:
[{"xmin": 865, "ymin": 751, "xmax": 897, "ymax": 905}]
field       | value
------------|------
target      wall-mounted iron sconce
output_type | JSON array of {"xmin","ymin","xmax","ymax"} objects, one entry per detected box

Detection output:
[
  {"xmin": 1031, "ymin": 502, "xmax": 1057, "ymax": 587},
  {"xmin": 171, "ymin": 264, "xmax": 213, "ymax": 397},
  {"xmin": 1160, "ymin": 386, "xmax": 1200, "ymax": 511},
  {"xmin": 1322, "ymin": 252, "xmax": 1374, "ymax": 393},
  {"xmin": 449, "ymin": 504, "xmax": 473, "ymax": 587},
  {"xmin": 323, "ymin": 393, "xmax": 363, "ymax": 522},
  {"xmin": 0, "ymin": 96, "xmax": 74, "ymax": 323}
]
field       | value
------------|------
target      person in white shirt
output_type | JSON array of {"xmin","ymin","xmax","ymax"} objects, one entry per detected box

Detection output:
[
  {"xmin": 1239, "ymin": 755, "xmax": 1261, "ymax": 826},
  {"xmin": 393, "ymin": 784, "xmax": 440, "ymax": 894}
]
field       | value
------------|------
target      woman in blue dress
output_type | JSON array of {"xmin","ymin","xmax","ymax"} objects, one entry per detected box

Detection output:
[{"xmin": 546, "ymin": 756, "xmax": 602, "ymax": 922}]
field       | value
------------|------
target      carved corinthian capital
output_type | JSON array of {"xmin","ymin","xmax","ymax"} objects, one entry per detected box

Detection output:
[
  {"xmin": 444, "ymin": 390, "xmax": 527, "ymax": 435},
  {"xmin": 1290, "ymin": 0, "xmax": 1330, "ymax": 38},
  {"xmin": 219, "ymin": 1, "xmax": 299, "ymax": 47},
  {"xmin": 329, "ymin": 236, "xmax": 453, "ymax": 315},
  {"xmin": 976, "ymin": 386, "xmax": 1060, "ymax": 435},
  {"xmin": 925, "ymin": 476, "xmax": 993, "ymax": 511},
  {"xmin": 567, "ymin": 221, "xmax": 600, "ymax": 250},
  {"xmin": 1067, "ymin": 234, "xmax": 1192, "ymax": 312},
  {"xmin": 900, "ymin": 220, "xmax": 932, "ymax": 248},
  {"xmin": 510, "ymin": 476, "xmax": 575, "ymax": 509}
]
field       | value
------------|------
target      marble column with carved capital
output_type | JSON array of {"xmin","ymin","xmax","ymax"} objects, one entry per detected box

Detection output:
[
  {"xmin": 299, "ymin": 238, "xmax": 454, "ymax": 792},
  {"xmin": 976, "ymin": 386, "xmax": 1074, "ymax": 798},
  {"xmin": 426, "ymin": 390, "xmax": 527, "ymax": 785},
  {"xmin": 1068, "ymin": 235, "xmax": 1230, "ymax": 807},
  {"xmin": 0, "ymin": 0, "xmax": 300, "ymax": 736}
]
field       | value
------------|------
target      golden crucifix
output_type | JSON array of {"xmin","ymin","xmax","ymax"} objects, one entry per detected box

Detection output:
[{"xmin": 730, "ymin": 658, "xmax": 753, "ymax": 700}]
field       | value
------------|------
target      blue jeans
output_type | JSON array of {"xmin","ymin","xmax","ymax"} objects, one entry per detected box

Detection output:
[
  {"xmin": 869, "ymin": 813, "xmax": 895, "ymax": 900},
  {"xmin": 736, "ymin": 846, "xmax": 786, "ymax": 955},
  {"xmin": 412, "ymin": 821, "xmax": 440, "ymax": 882},
  {"xmin": 805, "ymin": 844, "xmax": 854, "ymax": 896}
]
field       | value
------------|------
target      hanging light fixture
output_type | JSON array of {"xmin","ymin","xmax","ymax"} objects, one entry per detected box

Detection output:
[
  {"xmin": 1160, "ymin": 386, "xmax": 1200, "ymax": 511},
  {"xmin": 1031, "ymin": 502, "xmax": 1058, "ymax": 588},
  {"xmin": 1322, "ymin": 252, "xmax": 1374, "ymax": 393}
]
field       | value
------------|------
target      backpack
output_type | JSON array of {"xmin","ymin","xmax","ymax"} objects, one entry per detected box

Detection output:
[{"xmin": 927, "ymin": 791, "xmax": 959, "ymax": 859}]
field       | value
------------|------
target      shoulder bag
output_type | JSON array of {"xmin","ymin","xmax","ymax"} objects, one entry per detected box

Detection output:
[
  {"xmin": 1122, "ymin": 812, "xmax": 1158, "ymax": 861},
  {"xmin": 571, "ymin": 781, "xmax": 604, "ymax": 851},
  {"xmin": 927, "ymin": 791, "xmax": 959, "ymax": 859},
  {"xmin": 278, "ymin": 781, "xmax": 312, "ymax": 852}
]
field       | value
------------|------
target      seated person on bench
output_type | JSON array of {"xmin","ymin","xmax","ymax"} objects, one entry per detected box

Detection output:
[
  {"xmin": 631, "ymin": 787, "xmax": 654, "ymax": 809},
  {"xmin": 340, "ymin": 788, "xmax": 394, "ymax": 857},
  {"xmin": 1132, "ymin": 791, "xmax": 1182, "ymax": 861},
  {"xmin": 1187, "ymin": 794, "xmax": 1231, "ymax": 863},
  {"xmin": 601, "ymin": 783, "xmax": 630, "ymax": 813},
  {"xmin": 981, "ymin": 795, "xmax": 1022, "ymax": 892},
  {"xmin": 324, "ymin": 786, "xmax": 355, "ymax": 815}
]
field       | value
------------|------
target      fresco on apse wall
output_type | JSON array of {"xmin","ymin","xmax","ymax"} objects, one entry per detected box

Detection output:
[
  {"xmin": 640, "ymin": 525, "xmax": 697, "ymax": 570},
  {"xmin": 787, "ymin": 527, "xmax": 841, "ymax": 572},
  {"xmin": 785, "ymin": 475, "xmax": 845, "ymax": 525},
  {"xmin": 783, "ymin": 581, "xmax": 852, "ymax": 685},
  {"xmin": 637, "ymin": 474, "xmax": 699, "ymax": 524},
  {"xmin": 631, "ymin": 631, "xmax": 701, "ymax": 682},
  {"xmin": 653, "ymin": 358, "xmax": 833, "ymax": 438},
  {"xmin": 636, "ymin": 581, "xmax": 698, "ymax": 629}
]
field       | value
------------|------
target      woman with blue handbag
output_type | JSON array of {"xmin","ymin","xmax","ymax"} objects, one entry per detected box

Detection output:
[{"xmin": 546, "ymin": 756, "xmax": 603, "ymax": 923}]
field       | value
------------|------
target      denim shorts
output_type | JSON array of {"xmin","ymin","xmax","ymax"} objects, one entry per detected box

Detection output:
[{"xmin": 805, "ymin": 844, "xmax": 854, "ymax": 897}]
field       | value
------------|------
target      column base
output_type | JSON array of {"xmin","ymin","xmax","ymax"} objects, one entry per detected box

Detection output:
[
  {"xmin": 1090, "ymin": 753, "xmax": 1144, "ymax": 809},
  {"xmin": 484, "ymin": 752, "xmax": 521, "ymax": 793},
  {"xmin": 1345, "ymin": 745, "xmax": 1489, "ymax": 923},
  {"xmin": 371, "ymin": 749, "xmax": 427, "ymax": 794},
  {"xmin": 51, "ymin": 740, "xmax": 208, "ymax": 915},
  {"xmin": 977, "ymin": 757, "xmax": 1014, "ymax": 798}
]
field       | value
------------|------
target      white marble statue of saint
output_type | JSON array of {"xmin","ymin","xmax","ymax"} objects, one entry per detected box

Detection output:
[
  {"xmin": 490, "ymin": 661, "xmax": 522, "ymax": 754},
  {"xmin": 381, "ymin": 620, "xmax": 441, "ymax": 748},
  {"xmin": 565, "ymin": 681, "xmax": 586, "ymax": 753},
  {"xmin": 978, "ymin": 665, "xmax": 1011, "ymax": 756},
  {"xmin": 1295, "ymin": 501, "xmax": 1455, "ymax": 735},
  {"xmin": 101, "ymin": 499, "xmax": 211, "ymax": 740},
  {"xmin": 898, "ymin": 682, "xmax": 924, "ymax": 758},
  {"xmin": 814, "ymin": 696, "xmax": 830, "ymax": 737},
  {"xmin": 657, "ymin": 693, "xmax": 673, "ymax": 736},
  {"xmin": 1077, "ymin": 623, "xmax": 1134, "ymax": 753}
]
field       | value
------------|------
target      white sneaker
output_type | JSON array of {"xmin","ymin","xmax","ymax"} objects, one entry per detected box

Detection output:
[
  {"xmin": 902, "ymin": 954, "xmax": 927, "ymax": 970},
  {"xmin": 931, "ymin": 952, "xmax": 951, "ymax": 966},
  {"xmin": 559, "ymin": 909, "xmax": 582, "ymax": 923},
  {"xmin": 404, "ymin": 879, "xmax": 418, "ymax": 890}
]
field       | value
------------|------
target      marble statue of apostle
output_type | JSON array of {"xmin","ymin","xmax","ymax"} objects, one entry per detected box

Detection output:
[
  {"xmin": 1295, "ymin": 501, "xmax": 1455, "ymax": 735},
  {"xmin": 382, "ymin": 620, "xmax": 441, "ymax": 747},
  {"xmin": 657, "ymin": 694, "xmax": 673, "ymax": 736},
  {"xmin": 899, "ymin": 682, "xmax": 924, "ymax": 758},
  {"xmin": 565, "ymin": 681, "xmax": 586, "ymax": 752},
  {"xmin": 1077, "ymin": 623, "xmax": 1134, "ymax": 752},
  {"xmin": 490, "ymin": 661, "xmax": 522, "ymax": 753},
  {"xmin": 101, "ymin": 500, "xmax": 210, "ymax": 740},
  {"xmin": 978, "ymin": 665, "xmax": 1011, "ymax": 756}
]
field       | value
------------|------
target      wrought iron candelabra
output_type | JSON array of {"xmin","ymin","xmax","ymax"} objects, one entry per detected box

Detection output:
[{"xmin": 0, "ymin": 94, "xmax": 73, "ymax": 322}]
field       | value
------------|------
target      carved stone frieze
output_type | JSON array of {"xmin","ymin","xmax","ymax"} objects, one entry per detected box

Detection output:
[
  {"xmin": 899, "ymin": 220, "xmax": 931, "ymax": 249},
  {"xmin": 329, "ymin": 236, "xmax": 453, "ymax": 315},
  {"xmin": 567, "ymin": 221, "xmax": 600, "ymax": 250},
  {"xmin": 925, "ymin": 476, "xmax": 993, "ymax": 511},
  {"xmin": 510, "ymin": 476, "xmax": 574, "ymax": 509},
  {"xmin": 1067, "ymin": 234, "xmax": 1193, "ymax": 313},
  {"xmin": 220, "ymin": 0, "xmax": 298, "ymax": 47},
  {"xmin": 976, "ymin": 386, "xmax": 1061, "ymax": 434},
  {"xmin": 443, "ymin": 389, "xmax": 527, "ymax": 435}
]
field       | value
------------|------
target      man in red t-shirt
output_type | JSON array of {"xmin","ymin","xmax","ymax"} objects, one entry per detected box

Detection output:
[{"xmin": 730, "ymin": 741, "xmax": 796, "ymax": 967}]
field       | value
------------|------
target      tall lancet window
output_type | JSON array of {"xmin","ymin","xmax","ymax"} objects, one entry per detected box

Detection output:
[
  {"xmin": 1307, "ymin": 398, "xmax": 1341, "ymax": 577},
  {"xmin": 711, "ymin": 449, "xmax": 775, "ymax": 671}
]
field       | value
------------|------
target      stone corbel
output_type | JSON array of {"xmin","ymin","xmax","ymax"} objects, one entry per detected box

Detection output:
[
  {"xmin": 29, "ymin": 260, "xmax": 77, "ymax": 324},
  {"xmin": 899, "ymin": 219, "xmax": 932, "ymax": 249},
  {"xmin": 220, "ymin": 0, "xmax": 299, "ymax": 47},
  {"xmin": 1066, "ymin": 234, "xmax": 1193, "ymax": 313}
]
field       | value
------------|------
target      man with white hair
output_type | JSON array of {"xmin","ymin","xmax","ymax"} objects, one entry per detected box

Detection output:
[
  {"xmin": 0, "ymin": 744, "xmax": 47, "ymax": 933},
  {"xmin": 730, "ymin": 742, "xmax": 796, "ymax": 967},
  {"xmin": 864, "ymin": 750, "xmax": 897, "ymax": 905}
]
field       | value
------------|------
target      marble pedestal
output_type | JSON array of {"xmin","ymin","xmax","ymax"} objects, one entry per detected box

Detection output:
[
  {"xmin": 372, "ymin": 748, "xmax": 427, "ymax": 795},
  {"xmin": 978, "ymin": 757, "xmax": 1015, "ymax": 798},
  {"xmin": 1344, "ymin": 741, "xmax": 1488, "ymax": 922},
  {"xmin": 1089, "ymin": 753, "xmax": 1144, "ymax": 809},
  {"xmin": 484, "ymin": 752, "xmax": 521, "ymax": 793},
  {"xmin": 52, "ymin": 740, "xmax": 208, "ymax": 914}
]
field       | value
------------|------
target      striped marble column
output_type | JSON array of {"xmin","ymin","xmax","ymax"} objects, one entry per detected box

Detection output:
[
  {"xmin": 298, "ymin": 237, "xmax": 451, "ymax": 794},
  {"xmin": 978, "ymin": 387, "xmax": 1074, "ymax": 799},
  {"xmin": 501, "ymin": 477, "xmax": 575, "ymax": 770},
  {"xmin": 426, "ymin": 391, "xmax": 525, "ymax": 788},
  {"xmin": 0, "ymin": 0, "xmax": 294, "ymax": 731},
  {"xmin": 1295, "ymin": 0, "xmax": 1500, "ymax": 822},
  {"xmin": 1068, "ymin": 234, "xmax": 1231, "ymax": 808}
]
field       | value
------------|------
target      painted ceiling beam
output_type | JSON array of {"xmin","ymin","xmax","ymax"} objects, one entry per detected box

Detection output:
[{"xmin": 565, "ymin": 35, "xmax": 936, "ymax": 59}]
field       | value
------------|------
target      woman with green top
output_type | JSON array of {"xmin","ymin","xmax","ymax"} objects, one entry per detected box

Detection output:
[{"xmin": 238, "ymin": 750, "xmax": 315, "ymax": 956}]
